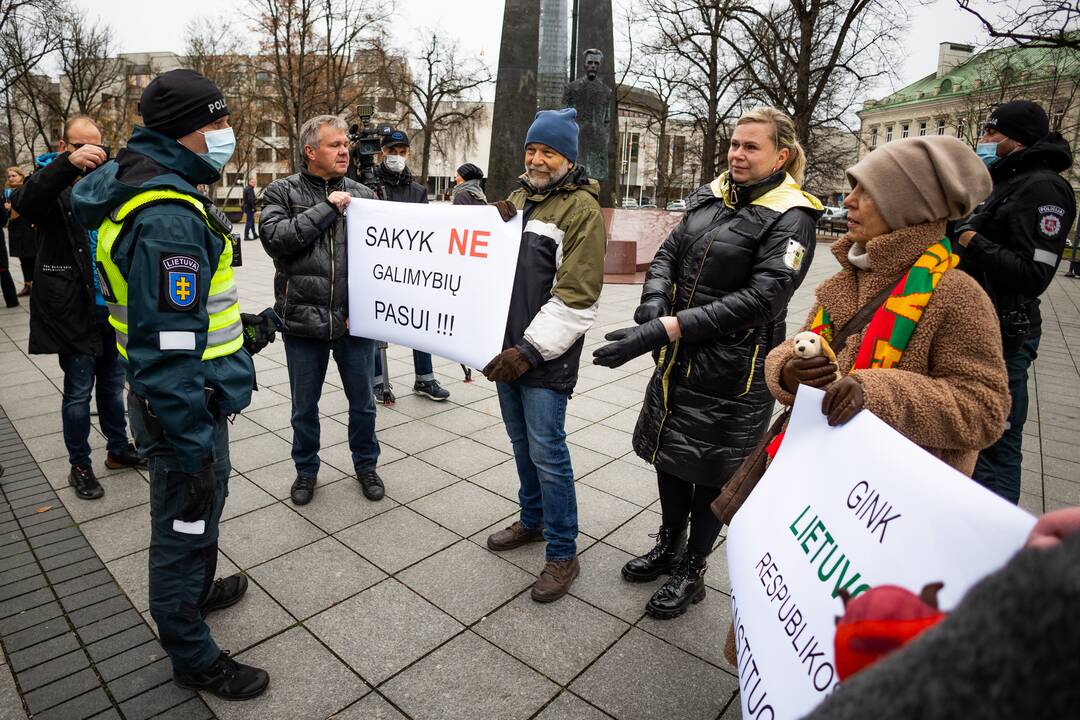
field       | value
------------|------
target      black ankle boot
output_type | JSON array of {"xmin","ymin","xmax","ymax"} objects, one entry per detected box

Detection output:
[
  {"xmin": 622, "ymin": 525, "xmax": 687, "ymax": 582},
  {"xmin": 645, "ymin": 552, "xmax": 707, "ymax": 619},
  {"xmin": 173, "ymin": 650, "xmax": 269, "ymax": 700}
]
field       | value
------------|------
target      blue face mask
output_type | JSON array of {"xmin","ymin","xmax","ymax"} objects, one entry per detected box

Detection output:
[
  {"xmin": 196, "ymin": 127, "xmax": 236, "ymax": 171},
  {"xmin": 976, "ymin": 142, "xmax": 1000, "ymax": 168}
]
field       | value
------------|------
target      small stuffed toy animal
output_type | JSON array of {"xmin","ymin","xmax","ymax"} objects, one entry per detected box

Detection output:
[{"xmin": 793, "ymin": 331, "xmax": 840, "ymax": 383}]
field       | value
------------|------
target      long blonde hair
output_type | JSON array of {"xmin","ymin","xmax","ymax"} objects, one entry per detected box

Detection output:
[
  {"xmin": 5, "ymin": 166, "xmax": 26, "ymax": 189},
  {"xmin": 735, "ymin": 107, "xmax": 807, "ymax": 185}
]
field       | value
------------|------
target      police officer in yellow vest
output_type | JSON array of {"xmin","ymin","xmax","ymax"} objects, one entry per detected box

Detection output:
[{"xmin": 72, "ymin": 70, "xmax": 270, "ymax": 700}]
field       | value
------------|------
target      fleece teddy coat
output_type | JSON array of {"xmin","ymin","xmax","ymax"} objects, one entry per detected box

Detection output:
[{"xmin": 764, "ymin": 221, "xmax": 1010, "ymax": 475}]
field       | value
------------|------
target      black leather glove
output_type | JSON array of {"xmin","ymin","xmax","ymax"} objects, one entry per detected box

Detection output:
[
  {"xmin": 592, "ymin": 319, "xmax": 670, "ymax": 368},
  {"xmin": 177, "ymin": 463, "xmax": 215, "ymax": 522},
  {"xmin": 954, "ymin": 211, "xmax": 989, "ymax": 237},
  {"xmin": 634, "ymin": 297, "xmax": 669, "ymax": 324},
  {"xmin": 242, "ymin": 308, "xmax": 281, "ymax": 356},
  {"xmin": 489, "ymin": 200, "xmax": 518, "ymax": 222}
]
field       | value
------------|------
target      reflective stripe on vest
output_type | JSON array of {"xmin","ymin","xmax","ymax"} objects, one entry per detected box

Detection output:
[{"xmin": 96, "ymin": 189, "xmax": 243, "ymax": 361}]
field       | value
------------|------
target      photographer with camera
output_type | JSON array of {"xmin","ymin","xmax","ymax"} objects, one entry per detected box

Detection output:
[
  {"xmin": 370, "ymin": 129, "xmax": 451, "ymax": 402},
  {"xmin": 955, "ymin": 100, "xmax": 1076, "ymax": 505}
]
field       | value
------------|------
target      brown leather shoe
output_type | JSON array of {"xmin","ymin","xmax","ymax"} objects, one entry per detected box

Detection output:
[
  {"xmin": 486, "ymin": 521, "xmax": 544, "ymax": 551},
  {"xmin": 531, "ymin": 557, "xmax": 579, "ymax": 603}
]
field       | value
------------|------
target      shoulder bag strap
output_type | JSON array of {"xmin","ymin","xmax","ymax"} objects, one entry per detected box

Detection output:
[{"xmin": 828, "ymin": 277, "xmax": 901, "ymax": 356}]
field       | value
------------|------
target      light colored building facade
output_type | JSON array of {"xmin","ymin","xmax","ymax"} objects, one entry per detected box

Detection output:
[
  {"xmin": 857, "ymin": 41, "xmax": 1080, "ymax": 198},
  {"xmin": 616, "ymin": 85, "xmax": 702, "ymax": 206}
]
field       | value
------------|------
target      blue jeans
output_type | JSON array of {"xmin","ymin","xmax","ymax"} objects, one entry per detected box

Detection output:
[
  {"xmin": 974, "ymin": 335, "xmax": 1040, "ymax": 505},
  {"xmin": 373, "ymin": 348, "xmax": 434, "ymax": 384},
  {"xmin": 243, "ymin": 211, "xmax": 256, "ymax": 240},
  {"xmin": 497, "ymin": 382, "xmax": 577, "ymax": 560},
  {"xmin": 283, "ymin": 333, "xmax": 379, "ymax": 477},
  {"xmin": 58, "ymin": 308, "xmax": 130, "ymax": 467}
]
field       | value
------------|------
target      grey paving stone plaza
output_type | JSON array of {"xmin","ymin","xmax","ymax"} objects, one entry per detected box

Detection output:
[{"xmin": 0, "ymin": 239, "xmax": 1077, "ymax": 720}]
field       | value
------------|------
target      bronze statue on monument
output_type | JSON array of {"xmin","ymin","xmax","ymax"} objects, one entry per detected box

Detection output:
[{"xmin": 562, "ymin": 49, "xmax": 612, "ymax": 183}]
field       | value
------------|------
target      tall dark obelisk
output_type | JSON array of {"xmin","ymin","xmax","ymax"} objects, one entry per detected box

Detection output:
[
  {"xmin": 573, "ymin": 3, "xmax": 619, "ymax": 207},
  {"xmin": 487, "ymin": 1, "xmax": 540, "ymax": 201}
]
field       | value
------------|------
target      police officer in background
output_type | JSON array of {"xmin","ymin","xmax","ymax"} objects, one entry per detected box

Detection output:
[
  {"xmin": 371, "ymin": 129, "xmax": 451, "ymax": 401},
  {"xmin": 956, "ymin": 100, "xmax": 1076, "ymax": 505},
  {"xmin": 72, "ymin": 69, "xmax": 270, "ymax": 700}
]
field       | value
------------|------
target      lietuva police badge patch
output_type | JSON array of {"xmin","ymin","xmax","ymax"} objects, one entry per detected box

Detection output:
[
  {"xmin": 160, "ymin": 254, "xmax": 199, "ymax": 312},
  {"xmin": 1038, "ymin": 205, "xmax": 1064, "ymax": 238}
]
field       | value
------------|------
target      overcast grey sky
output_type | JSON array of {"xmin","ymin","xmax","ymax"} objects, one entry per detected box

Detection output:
[{"xmin": 74, "ymin": 0, "xmax": 989, "ymax": 100}]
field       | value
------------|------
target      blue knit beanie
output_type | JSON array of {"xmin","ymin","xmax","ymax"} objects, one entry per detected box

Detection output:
[{"xmin": 524, "ymin": 109, "xmax": 579, "ymax": 163}]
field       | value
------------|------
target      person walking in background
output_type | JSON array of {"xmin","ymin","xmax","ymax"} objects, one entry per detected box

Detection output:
[
  {"xmin": 371, "ymin": 129, "xmax": 451, "ymax": 402},
  {"xmin": 593, "ymin": 107, "xmax": 821, "ymax": 620},
  {"xmin": 10, "ymin": 115, "xmax": 145, "ymax": 501},
  {"xmin": 953, "ymin": 101, "xmax": 1076, "ymax": 505},
  {"xmin": 242, "ymin": 177, "xmax": 258, "ymax": 241},
  {"xmin": 260, "ymin": 115, "xmax": 383, "ymax": 507},
  {"xmin": 484, "ymin": 108, "xmax": 606, "ymax": 603},
  {"xmin": 451, "ymin": 163, "xmax": 487, "ymax": 205},
  {"xmin": 5, "ymin": 166, "xmax": 36, "ymax": 297},
  {"xmin": 0, "ymin": 188, "xmax": 19, "ymax": 308}
]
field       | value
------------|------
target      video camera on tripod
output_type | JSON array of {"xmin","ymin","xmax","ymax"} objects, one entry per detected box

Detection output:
[{"xmin": 347, "ymin": 102, "xmax": 392, "ymax": 197}]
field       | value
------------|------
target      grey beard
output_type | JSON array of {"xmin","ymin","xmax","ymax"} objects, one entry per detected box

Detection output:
[{"xmin": 524, "ymin": 164, "xmax": 570, "ymax": 193}]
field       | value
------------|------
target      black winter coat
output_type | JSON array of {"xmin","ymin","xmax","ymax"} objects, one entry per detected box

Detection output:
[
  {"xmin": 242, "ymin": 185, "xmax": 256, "ymax": 214},
  {"xmin": 259, "ymin": 170, "xmax": 375, "ymax": 340},
  {"xmin": 10, "ymin": 154, "xmax": 101, "ymax": 356},
  {"xmin": 955, "ymin": 132, "xmax": 1075, "ymax": 343},
  {"xmin": 633, "ymin": 172, "xmax": 820, "ymax": 487},
  {"xmin": 375, "ymin": 164, "xmax": 427, "ymax": 203},
  {"xmin": 3, "ymin": 204, "xmax": 36, "ymax": 258}
]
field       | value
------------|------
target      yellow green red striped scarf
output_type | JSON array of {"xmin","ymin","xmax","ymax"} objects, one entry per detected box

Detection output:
[{"xmin": 811, "ymin": 238, "xmax": 958, "ymax": 370}]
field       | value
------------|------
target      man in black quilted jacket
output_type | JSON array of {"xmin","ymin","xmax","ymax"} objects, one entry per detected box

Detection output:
[{"xmin": 259, "ymin": 115, "xmax": 383, "ymax": 507}]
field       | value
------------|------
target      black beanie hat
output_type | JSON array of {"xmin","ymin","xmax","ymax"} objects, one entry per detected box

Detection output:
[
  {"xmin": 138, "ymin": 69, "xmax": 229, "ymax": 139},
  {"xmin": 985, "ymin": 100, "xmax": 1049, "ymax": 147},
  {"xmin": 457, "ymin": 163, "xmax": 483, "ymax": 181}
]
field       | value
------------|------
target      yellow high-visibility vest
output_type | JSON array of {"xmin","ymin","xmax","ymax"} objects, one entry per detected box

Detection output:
[{"xmin": 95, "ymin": 189, "xmax": 242, "ymax": 360}]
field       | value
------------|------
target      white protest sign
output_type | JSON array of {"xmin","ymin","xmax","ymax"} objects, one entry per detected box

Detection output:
[
  {"xmin": 345, "ymin": 198, "xmax": 522, "ymax": 370},
  {"xmin": 726, "ymin": 387, "xmax": 1036, "ymax": 720}
]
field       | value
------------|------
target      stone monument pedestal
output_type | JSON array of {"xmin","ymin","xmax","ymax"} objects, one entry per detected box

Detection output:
[{"xmin": 600, "ymin": 209, "xmax": 683, "ymax": 283}]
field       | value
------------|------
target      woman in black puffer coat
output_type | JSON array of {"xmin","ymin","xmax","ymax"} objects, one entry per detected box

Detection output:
[{"xmin": 593, "ymin": 107, "xmax": 822, "ymax": 619}]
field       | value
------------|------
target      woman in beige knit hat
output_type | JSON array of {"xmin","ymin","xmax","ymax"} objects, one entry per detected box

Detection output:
[{"xmin": 764, "ymin": 135, "xmax": 1010, "ymax": 474}]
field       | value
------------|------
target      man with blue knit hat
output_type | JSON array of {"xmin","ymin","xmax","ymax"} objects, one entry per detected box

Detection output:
[
  {"xmin": 71, "ymin": 68, "xmax": 270, "ymax": 700},
  {"xmin": 483, "ymin": 108, "xmax": 606, "ymax": 602}
]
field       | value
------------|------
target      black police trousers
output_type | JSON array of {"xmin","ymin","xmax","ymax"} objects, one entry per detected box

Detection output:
[{"xmin": 130, "ymin": 398, "xmax": 230, "ymax": 673}]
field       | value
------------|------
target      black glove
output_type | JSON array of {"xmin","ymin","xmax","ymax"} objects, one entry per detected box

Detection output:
[
  {"xmin": 177, "ymin": 463, "xmax": 215, "ymax": 522},
  {"xmin": 954, "ymin": 211, "xmax": 989, "ymax": 237},
  {"xmin": 242, "ymin": 308, "xmax": 281, "ymax": 356},
  {"xmin": 592, "ymin": 319, "xmax": 670, "ymax": 368},
  {"xmin": 489, "ymin": 200, "xmax": 518, "ymax": 222},
  {"xmin": 634, "ymin": 297, "xmax": 669, "ymax": 324}
]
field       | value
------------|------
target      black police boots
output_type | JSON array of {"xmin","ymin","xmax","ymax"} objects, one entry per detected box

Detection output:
[
  {"xmin": 621, "ymin": 525, "xmax": 687, "ymax": 582},
  {"xmin": 201, "ymin": 574, "xmax": 249, "ymax": 617},
  {"xmin": 174, "ymin": 650, "xmax": 269, "ymax": 700},
  {"xmin": 645, "ymin": 552, "xmax": 708, "ymax": 620}
]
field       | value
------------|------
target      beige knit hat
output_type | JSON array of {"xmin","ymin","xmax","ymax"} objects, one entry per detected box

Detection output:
[{"xmin": 846, "ymin": 135, "xmax": 992, "ymax": 231}]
